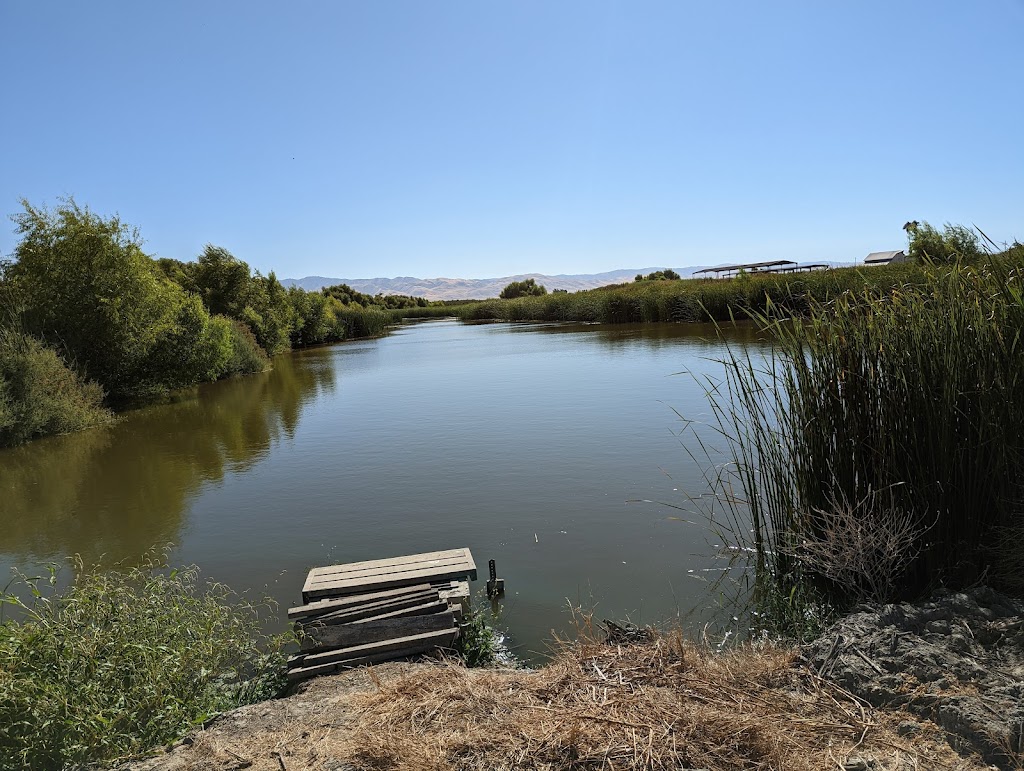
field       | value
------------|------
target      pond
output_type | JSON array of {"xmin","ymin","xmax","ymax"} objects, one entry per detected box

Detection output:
[{"xmin": 0, "ymin": 319, "xmax": 768, "ymax": 660}]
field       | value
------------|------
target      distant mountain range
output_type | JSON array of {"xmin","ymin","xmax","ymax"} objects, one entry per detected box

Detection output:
[{"xmin": 280, "ymin": 268, "xmax": 711, "ymax": 300}]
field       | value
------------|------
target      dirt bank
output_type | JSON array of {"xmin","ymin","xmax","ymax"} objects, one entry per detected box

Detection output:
[
  {"xmin": 127, "ymin": 616, "xmax": 1010, "ymax": 771},
  {"xmin": 803, "ymin": 586, "xmax": 1024, "ymax": 768}
]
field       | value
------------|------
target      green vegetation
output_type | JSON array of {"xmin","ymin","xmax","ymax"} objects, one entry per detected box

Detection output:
[
  {"xmin": 634, "ymin": 268, "xmax": 680, "ymax": 281},
  {"xmin": 0, "ymin": 329, "xmax": 112, "ymax": 445},
  {"xmin": 456, "ymin": 262, "xmax": 924, "ymax": 324},
  {"xmin": 7, "ymin": 201, "xmax": 244, "ymax": 404},
  {"xmin": 0, "ymin": 557, "xmax": 289, "ymax": 769},
  {"xmin": 707, "ymin": 240, "xmax": 1024, "ymax": 639},
  {"xmin": 499, "ymin": 277, "xmax": 547, "ymax": 299},
  {"xmin": 0, "ymin": 199, "xmax": 419, "ymax": 446},
  {"xmin": 388, "ymin": 302, "xmax": 479, "ymax": 320},
  {"xmin": 454, "ymin": 600, "xmax": 502, "ymax": 668},
  {"xmin": 905, "ymin": 220, "xmax": 985, "ymax": 264},
  {"xmin": 323, "ymin": 282, "xmax": 430, "ymax": 309}
]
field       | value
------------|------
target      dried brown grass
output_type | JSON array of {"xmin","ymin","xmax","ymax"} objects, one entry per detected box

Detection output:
[
  {"xmin": 132, "ymin": 630, "xmax": 990, "ymax": 770},
  {"xmin": 330, "ymin": 631, "xmax": 982, "ymax": 771}
]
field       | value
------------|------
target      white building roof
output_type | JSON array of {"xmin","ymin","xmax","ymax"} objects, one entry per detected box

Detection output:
[{"xmin": 864, "ymin": 250, "xmax": 905, "ymax": 264}]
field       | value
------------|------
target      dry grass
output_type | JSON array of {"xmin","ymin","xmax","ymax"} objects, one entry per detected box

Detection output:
[
  {"xmin": 328, "ymin": 633, "xmax": 981, "ymax": 771},
  {"xmin": 135, "ymin": 630, "xmax": 990, "ymax": 771}
]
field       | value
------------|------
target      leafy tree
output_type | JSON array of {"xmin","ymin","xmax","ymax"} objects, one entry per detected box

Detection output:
[
  {"xmin": 190, "ymin": 245, "xmax": 253, "ymax": 317},
  {"xmin": 239, "ymin": 272, "xmax": 293, "ymax": 355},
  {"xmin": 906, "ymin": 221, "xmax": 984, "ymax": 264},
  {"xmin": 154, "ymin": 257, "xmax": 197, "ymax": 294},
  {"xmin": 321, "ymin": 283, "xmax": 429, "ymax": 310},
  {"xmin": 635, "ymin": 269, "xmax": 681, "ymax": 282},
  {"xmin": 288, "ymin": 286, "xmax": 334, "ymax": 347},
  {"xmin": 8, "ymin": 200, "xmax": 200, "ymax": 400},
  {"xmin": 146, "ymin": 296, "xmax": 235, "ymax": 389},
  {"xmin": 323, "ymin": 283, "xmax": 374, "ymax": 306},
  {"xmin": 499, "ymin": 278, "xmax": 547, "ymax": 299}
]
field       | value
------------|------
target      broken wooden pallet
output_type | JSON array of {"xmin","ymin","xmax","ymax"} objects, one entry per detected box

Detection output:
[
  {"xmin": 301, "ymin": 547, "xmax": 477, "ymax": 602},
  {"xmin": 287, "ymin": 549, "xmax": 476, "ymax": 683}
]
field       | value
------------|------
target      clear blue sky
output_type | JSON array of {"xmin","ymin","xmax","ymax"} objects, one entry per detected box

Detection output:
[{"xmin": 1, "ymin": 1, "xmax": 1022, "ymax": 279}]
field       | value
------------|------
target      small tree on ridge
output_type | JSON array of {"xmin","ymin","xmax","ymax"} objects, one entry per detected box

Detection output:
[{"xmin": 499, "ymin": 278, "xmax": 547, "ymax": 299}]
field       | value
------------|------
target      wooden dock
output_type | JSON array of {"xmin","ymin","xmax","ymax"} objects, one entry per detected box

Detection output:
[{"xmin": 288, "ymin": 548, "xmax": 477, "ymax": 683}]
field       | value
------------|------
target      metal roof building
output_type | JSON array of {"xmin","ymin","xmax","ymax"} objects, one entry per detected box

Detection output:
[
  {"xmin": 864, "ymin": 250, "xmax": 907, "ymax": 265},
  {"xmin": 694, "ymin": 260, "xmax": 829, "ymax": 279}
]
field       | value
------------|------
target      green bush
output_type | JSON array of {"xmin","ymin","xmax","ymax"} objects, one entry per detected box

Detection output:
[
  {"xmin": 221, "ymin": 317, "xmax": 271, "ymax": 377},
  {"xmin": 144, "ymin": 294, "xmax": 234, "ymax": 393},
  {"xmin": 499, "ymin": 278, "xmax": 547, "ymax": 299},
  {"xmin": 0, "ymin": 558, "xmax": 289, "ymax": 769},
  {"xmin": 0, "ymin": 330, "xmax": 111, "ymax": 446},
  {"xmin": 907, "ymin": 221, "xmax": 984, "ymax": 264},
  {"xmin": 6, "ymin": 200, "xmax": 249, "ymax": 404},
  {"xmin": 454, "ymin": 601, "xmax": 500, "ymax": 668}
]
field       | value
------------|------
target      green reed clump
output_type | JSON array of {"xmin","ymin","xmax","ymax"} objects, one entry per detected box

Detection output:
[
  {"xmin": 332, "ymin": 305, "xmax": 391, "ymax": 339},
  {"xmin": 389, "ymin": 303, "xmax": 480, "ymax": 320},
  {"xmin": 0, "ymin": 558, "xmax": 289, "ymax": 769},
  {"xmin": 711, "ymin": 257, "xmax": 1024, "ymax": 638}
]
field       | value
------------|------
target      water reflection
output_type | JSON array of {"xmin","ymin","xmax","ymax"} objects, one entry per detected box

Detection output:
[
  {"xmin": 502, "ymin": 320, "xmax": 769, "ymax": 351},
  {"xmin": 0, "ymin": 351, "xmax": 335, "ymax": 564}
]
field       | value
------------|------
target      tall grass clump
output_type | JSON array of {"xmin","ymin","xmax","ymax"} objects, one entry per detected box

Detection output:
[
  {"xmin": 389, "ymin": 303, "xmax": 480, "ymax": 320},
  {"xmin": 0, "ymin": 557, "xmax": 289, "ymax": 769},
  {"xmin": 332, "ymin": 305, "xmax": 391, "ymax": 339},
  {"xmin": 711, "ymin": 258, "xmax": 1024, "ymax": 638}
]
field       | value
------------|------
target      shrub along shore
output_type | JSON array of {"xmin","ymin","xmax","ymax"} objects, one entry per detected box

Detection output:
[
  {"xmin": 0, "ymin": 200, "xmax": 411, "ymax": 447},
  {"xmin": 0, "ymin": 558, "xmax": 290, "ymax": 769}
]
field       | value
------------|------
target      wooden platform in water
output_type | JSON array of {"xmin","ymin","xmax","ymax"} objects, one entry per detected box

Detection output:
[
  {"xmin": 301, "ymin": 547, "xmax": 477, "ymax": 602},
  {"xmin": 288, "ymin": 548, "xmax": 476, "ymax": 683}
]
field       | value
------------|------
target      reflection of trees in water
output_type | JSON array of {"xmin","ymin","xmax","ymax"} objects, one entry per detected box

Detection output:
[
  {"xmin": 507, "ymin": 321, "xmax": 772, "ymax": 353},
  {"xmin": 0, "ymin": 351, "xmax": 336, "ymax": 564}
]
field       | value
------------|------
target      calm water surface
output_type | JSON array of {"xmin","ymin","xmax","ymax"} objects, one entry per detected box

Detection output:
[{"xmin": 0, "ymin": 320, "xmax": 768, "ymax": 659}]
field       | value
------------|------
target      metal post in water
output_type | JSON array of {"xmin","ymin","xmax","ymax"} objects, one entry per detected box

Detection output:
[{"xmin": 486, "ymin": 559, "xmax": 505, "ymax": 598}]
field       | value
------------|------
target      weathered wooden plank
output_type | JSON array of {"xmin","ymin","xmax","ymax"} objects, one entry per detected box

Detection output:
[
  {"xmin": 307, "ymin": 548, "xmax": 471, "ymax": 580},
  {"xmin": 303, "ymin": 564, "xmax": 476, "ymax": 601},
  {"xmin": 435, "ymin": 580, "xmax": 470, "ymax": 602},
  {"xmin": 297, "ymin": 592, "xmax": 441, "ymax": 628},
  {"xmin": 302, "ymin": 548, "xmax": 477, "ymax": 600},
  {"xmin": 351, "ymin": 599, "xmax": 448, "ymax": 623},
  {"xmin": 288, "ymin": 584, "xmax": 433, "ymax": 620},
  {"xmin": 294, "ymin": 588, "xmax": 437, "ymax": 622},
  {"xmin": 287, "ymin": 631, "xmax": 458, "ymax": 683},
  {"xmin": 300, "ymin": 609, "xmax": 454, "ymax": 652},
  {"xmin": 305, "ymin": 556, "xmax": 473, "ymax": 588},
  {"xmin": 290, "ymin": 627, "xmax": 459, "ymax": 671}
]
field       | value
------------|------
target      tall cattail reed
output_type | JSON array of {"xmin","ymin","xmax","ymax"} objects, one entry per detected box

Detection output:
[{"xmin": 712, "ymin": 257, "xmax": 1024, "ymax": 633}]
